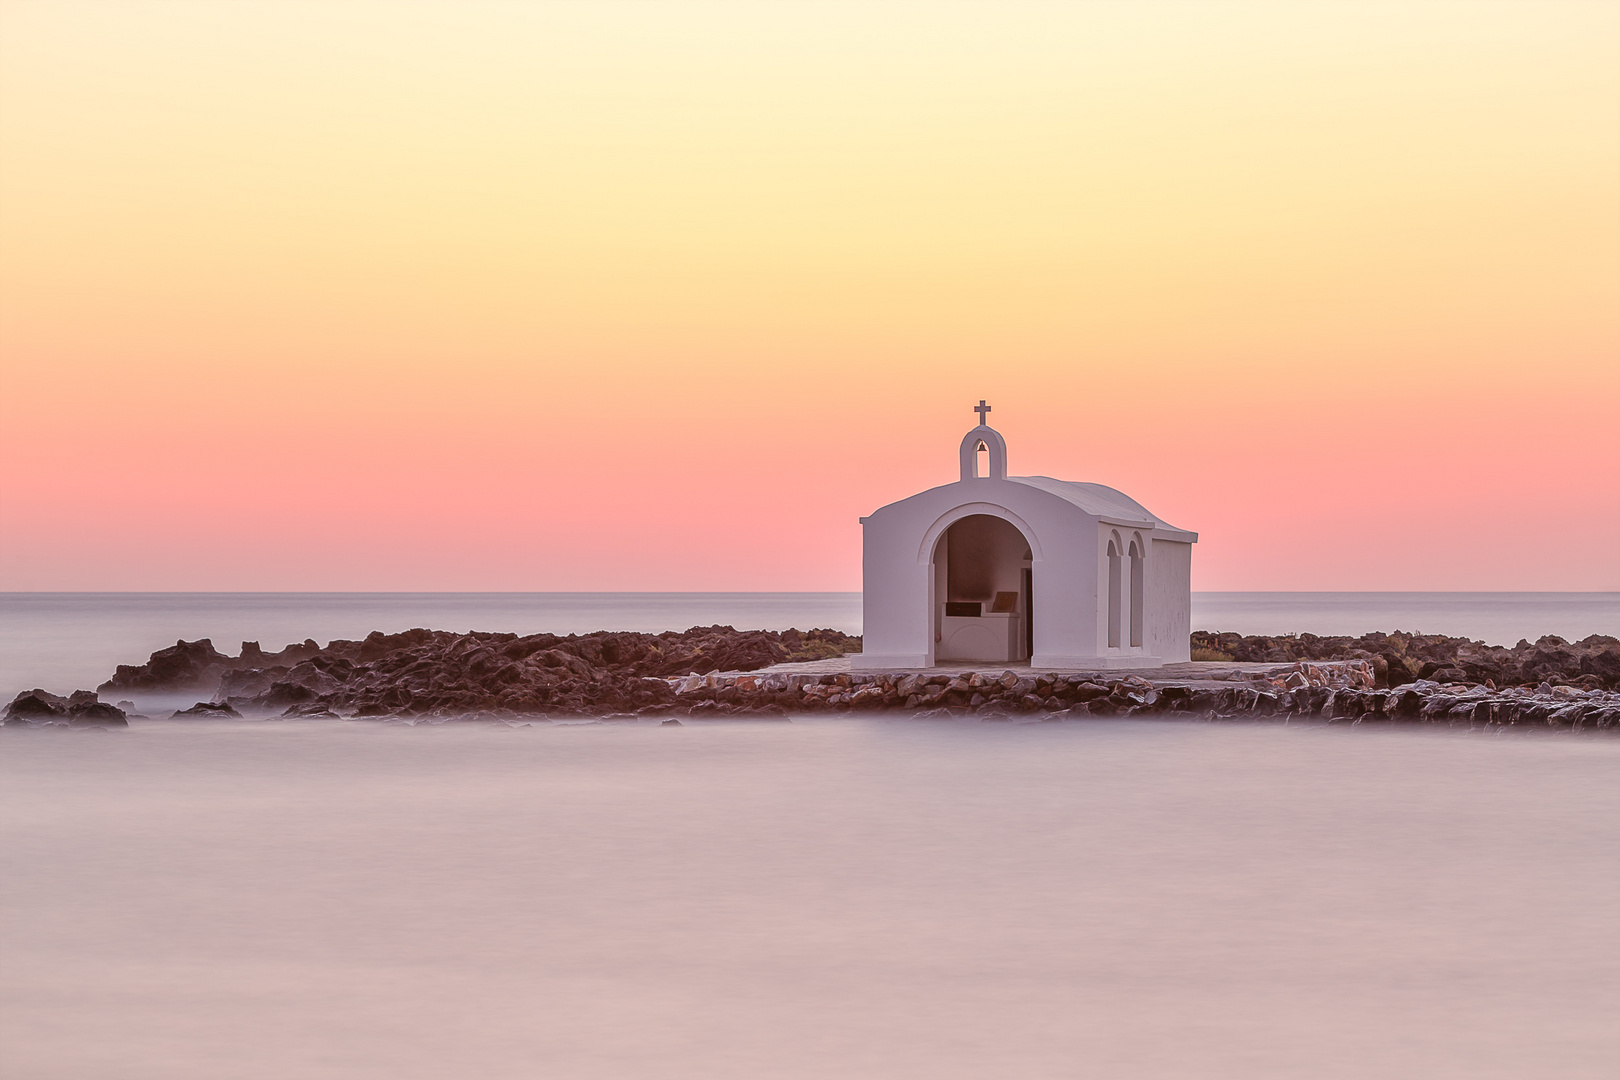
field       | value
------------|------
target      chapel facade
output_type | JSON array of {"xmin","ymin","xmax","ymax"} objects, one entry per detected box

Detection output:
[{"xmin": 855, "ymin": 404, "xmax": 1197, "ymax": 670}]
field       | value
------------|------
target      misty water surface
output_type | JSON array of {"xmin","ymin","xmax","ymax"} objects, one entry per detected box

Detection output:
[{"xmin": 2, "ymin": 717, "xmax": 1615, "ymax": 1079}]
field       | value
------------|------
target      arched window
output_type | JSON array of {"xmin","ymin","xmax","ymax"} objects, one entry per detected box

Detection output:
[
  {"xmin": 1128, "ymin": 535, "xmax": 1145, "ymax": 648},
  {"xmin": 974, "ymin": 440, "xmax": 989, "ymax": 478},
  {"xmin": 1106, "ymin": 533, "xmax": 1123, "ymax": 649}
]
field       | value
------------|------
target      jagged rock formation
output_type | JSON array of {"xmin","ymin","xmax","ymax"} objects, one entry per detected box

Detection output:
[
  {"xmin": 171, "ymin": 701, "xmax": 242, "ymax": 719},
  {"xmin": 1191, "ymin": 631, "xmax": 1619, "ymax": 690},
  {"xmin": 98, "ymin": 637, "xmax": 322, "ymax": 696},
  {"xmin": 103, "ymin": 626, "xmax": 860, "ymax": 718}
]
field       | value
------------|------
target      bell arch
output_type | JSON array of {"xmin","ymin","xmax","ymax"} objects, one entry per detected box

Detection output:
[{"xmin": 959, "ymin": 426, "xmax": 1008, "ymax": 481}]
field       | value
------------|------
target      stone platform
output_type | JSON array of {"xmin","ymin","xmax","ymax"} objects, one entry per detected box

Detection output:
[
  {"xmin": 723, "ymin": 656, "xmax": 1313, "ymax": 688},
  {"xmin": 679, "ymin": 657, "xmax": 1381, "ymax": 712}
]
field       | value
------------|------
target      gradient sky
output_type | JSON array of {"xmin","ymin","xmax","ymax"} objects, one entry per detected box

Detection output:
[{"xmin": 1, "ymin": 1, "xmax": 1616, "ymax": 591}]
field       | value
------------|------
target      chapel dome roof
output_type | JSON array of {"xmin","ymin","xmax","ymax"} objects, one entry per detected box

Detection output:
[{"xmin": 1008, "ymin": 475, "xmax": 1197, "ymax": 542}]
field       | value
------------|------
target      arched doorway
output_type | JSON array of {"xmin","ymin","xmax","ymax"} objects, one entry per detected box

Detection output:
[{"xmin": 931, "ymin": 513, "xmax": 1032, "ymax": 662}]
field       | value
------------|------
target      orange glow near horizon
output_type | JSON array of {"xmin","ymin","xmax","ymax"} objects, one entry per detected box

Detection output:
[{"xmin": 1, "ymin": 1, "xmax": 1617, "ymax": 591}]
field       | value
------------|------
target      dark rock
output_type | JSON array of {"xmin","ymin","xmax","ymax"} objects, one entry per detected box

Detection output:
[
  {"xmin": 215, "ymin": 667, "xmax": 284, "ymax": 702},
  {"xmin": 1386, "ymin": 690, "xmax": 1423, "ymax": 718},
  {"xmin": 1157, "ymin": 686, "xmax": 1194, "ymax": 711},
  {"xmin": 358, "ymin": 629, "xmax": 439, "ymax": 663},
  {"xmin": 1329, "ymin": 691, "xmax": 1367, "ymax": 719},
  {"xmin": 3, "ymin": 690, "xmax": 124, "ymax": 726},
  {"xmin": 1367, "ymin": 654, "xmax": 1390, "ymax": 687},
  {"xmin": 98, "ymin": 638, "xmax": 236, "ymax": 696},
  {"xmin": 1382, "ymin": 653, "xmax": 1415, "ymax": 687},
  {"xmin": 5, "ymin": 689, "xmax": 68, "ymax": 720},
  {"xmin": 171, "ymin": 701, "xmax": 242, "ymax": 719},
  {"xmin": 1071, "ymin": 682, "xmax": 1110, "ymax": 702},
  {"xmin": 261, "ymin": 681, "xmax": 321, "ymax": 708},
  {"xmin": 281, "ymin": 702, "xmax": 339, "ymax": 718},
  {"xmin": 68, "ymin": 701, "xmax": 127, "ymax": 726}
]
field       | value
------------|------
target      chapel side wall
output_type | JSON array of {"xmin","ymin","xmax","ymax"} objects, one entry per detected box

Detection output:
[{"xmin": 1147, "ymin": 538, "xmax": 1192, "ymax": 662}]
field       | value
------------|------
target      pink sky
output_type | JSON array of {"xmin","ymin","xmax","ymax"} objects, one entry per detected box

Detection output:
[{"xmin": 1, "ymin": 2, "xmax": 1616, "ymax": 591}]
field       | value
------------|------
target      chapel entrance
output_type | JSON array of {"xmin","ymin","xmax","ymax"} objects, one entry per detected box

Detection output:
[{"xmin": 932, "ymin": 514, "xmax": 1032, "ymax": 663}]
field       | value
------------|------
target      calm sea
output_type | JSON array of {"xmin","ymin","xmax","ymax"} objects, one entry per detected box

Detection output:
[
  {"xmin": 4, "ymin": 595, "xmax": 1618, "ymax": 1076},
  {"xmin": 0, "ymin": 591, "xmax": 1616, "ymax": 697},
  {"xmin": 2, "ymin": 719, "xmax": 1615, "ymax": 1079}
]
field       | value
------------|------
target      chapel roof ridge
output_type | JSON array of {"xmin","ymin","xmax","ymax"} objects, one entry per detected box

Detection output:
[{"xmin": 1006, "ymin": 474, "xmax": 1197, "ymax": 540}]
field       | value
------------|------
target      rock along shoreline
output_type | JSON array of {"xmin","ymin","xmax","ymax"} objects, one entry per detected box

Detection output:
[{"xmin": 4, "ymin": 626, "xmax": 1618, "ymax": 731}]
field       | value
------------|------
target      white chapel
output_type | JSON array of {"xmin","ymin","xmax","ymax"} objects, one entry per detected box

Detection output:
[{"xmin": 855, "ymin": 403, "xmax": 1198, "ymax": 670}]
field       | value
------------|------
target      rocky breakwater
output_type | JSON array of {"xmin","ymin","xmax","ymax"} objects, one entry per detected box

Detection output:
[
  {"xmin": 99, "ymin": 626, "xmax": 860, "ymax": 719},
  {"xmin": 666, "ymin": 661, "xmax": 1620, "ymax": 730},
  {"xmin": 58, "ymin": 625, "xmax": 1620, "ymax": 728},
  {"xmin": 1192, "ymin": 630, "xmax": 1620, "ymax": 691}
]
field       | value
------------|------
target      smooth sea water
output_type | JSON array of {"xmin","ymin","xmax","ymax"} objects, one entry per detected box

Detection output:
[
  {"xmin": 2, "ymin": 719, "xmax": 1615, "ymax": 1079},
  {"xmin": 1, "ymin": 592, "xmax": 1616, "ymax": 697}
]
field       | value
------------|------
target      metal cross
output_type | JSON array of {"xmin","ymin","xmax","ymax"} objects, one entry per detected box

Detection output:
[{"xmin": 974, "ymin": 400, "xmax": 992, "ymax": 425}]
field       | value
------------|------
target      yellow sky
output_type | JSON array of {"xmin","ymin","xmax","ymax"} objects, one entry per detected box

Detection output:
[{"xmin": 1, "ymin": 1, "xmax": 1616, "ymax": 589}]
